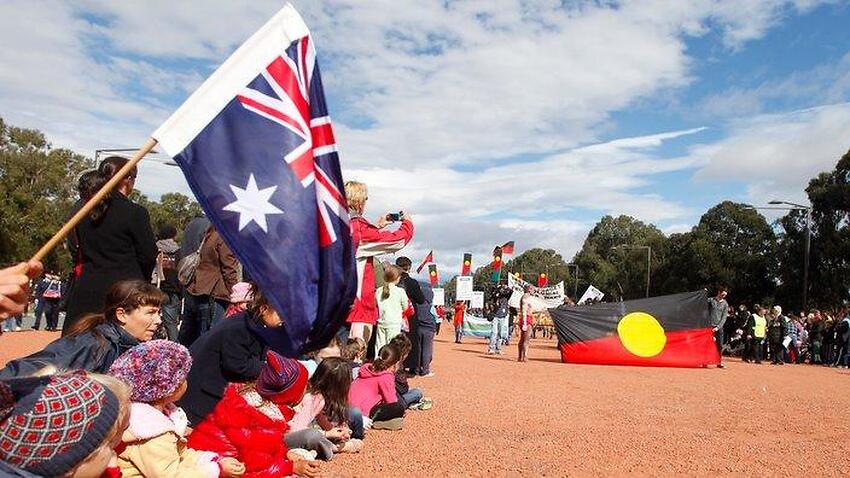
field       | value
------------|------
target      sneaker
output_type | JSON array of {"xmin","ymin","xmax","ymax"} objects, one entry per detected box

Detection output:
[
  {"xmin": 371, "ymin": 417, "xmax": 404, "ymax": 431},
  {"xmin": 717, "ymin": 364, "xmax": 725, "ymax": 369},
  {"xmin": 420, "ymin": 372, "xmax": 435, "ymax": 378},
  {"xmin": 486, "ymin": 350, "xmax": 495, "ymax": 355},
  {"xmin": 1, "ymin": 329, "xmax": 8, "ymax": 333},
  {"xmin": 14, "ymin": 327, "xmax": 21, "ymax": 332},
  {"xmin": 362, "ymin": 417, "xmax": 373, "ymax": 430},
  {"xmin": 418, "ymin": 399, "xmax": 433, "ymax": 411},
  {"xmin": 339, "ymin": 439, "xmax": 364, "ymax": 454}
]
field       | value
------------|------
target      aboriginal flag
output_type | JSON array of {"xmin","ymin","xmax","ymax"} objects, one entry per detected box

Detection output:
[
  {"xmin": 550, "ymin": 290, "xmax": 719, "ymax": 368},
  {"xmin": 416, "ymin": 250, "xmax": 433, "ymax": 274},
  {"xmin": 490, "ymin": 246, "xmax": 503, "ymax": 283},
  {"xmin": 461, "ymin": 253, "xmax": 472, "ymax": 276},
  {"xmin": 501, "ymin": 241, "xmax": 515, "ymax": 256},
  {"xmin": 428, "ymin": 264, "xmax": 439, "ymax": 286}
]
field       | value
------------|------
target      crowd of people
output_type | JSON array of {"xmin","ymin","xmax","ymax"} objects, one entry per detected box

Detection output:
[{"xmin": 0, "ymin": 167, "xmax": 442, "ymax": 477}]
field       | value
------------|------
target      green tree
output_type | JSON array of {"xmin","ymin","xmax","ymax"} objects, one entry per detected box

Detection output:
[
  {"xmin": 657, "ymin": 201, "xmax": 777, "ymax": 305},
  {"xmin": 572, "ymin": 215, "xmax": 666, "ymax": 301},
  {"xmin": 133, "ymin": 191, "xmax": 204, "ymax": 239},
  {"xmin": 0, "ymin": 117, "xmax": 94, "ymax": 272}
]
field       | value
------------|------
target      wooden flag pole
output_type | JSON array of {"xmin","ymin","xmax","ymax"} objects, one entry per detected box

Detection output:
[{"xmin": 31, "ymin": 138, "xmax": 159, "ymax": 262}]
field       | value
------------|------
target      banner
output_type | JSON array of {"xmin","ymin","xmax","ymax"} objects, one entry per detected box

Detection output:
[
  {"xmin": 507, "ymin": 274, "xmax": 565, "ymax": 311},
  {"xmin": 470, "ymin": 291, "xmax": 484, "ymax": 309},
  {"xmin": 578, "ymin": 285, "xmax": 605, "ymax": 305},
  {"xmin": 550, "ymin": 290, "xmax": 720, "ymax": 368},
  {"xmin": 455, "ymin": 276, "xmax": 474, "ymax": 301},
  {"xmin": 432, "ymin": 288, "xmax": 445, "ymax": 307},
  {"xmin": 462, "ymin": 314, "xmax": 491, "ymax": 338}
]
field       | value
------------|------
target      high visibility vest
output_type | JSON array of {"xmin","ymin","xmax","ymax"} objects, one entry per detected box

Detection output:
[{"xmin": 752, "ymin": 314, "xmax": 767, "ymax": 338}]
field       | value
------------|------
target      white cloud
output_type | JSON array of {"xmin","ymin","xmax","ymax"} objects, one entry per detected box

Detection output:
[{"xmin": 692, "ymin": 102, "xmax": 850, "ymax": 205}]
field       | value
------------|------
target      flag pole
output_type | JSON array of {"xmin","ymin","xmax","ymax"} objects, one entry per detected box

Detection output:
[{"xmin": 31, "ymin": 138, "xmax": 159, "ymax": 262}]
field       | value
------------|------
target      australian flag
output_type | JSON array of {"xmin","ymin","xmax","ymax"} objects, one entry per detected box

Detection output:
[{"xmin": 153, "ymin": 4, "xmax": 355, "ymax": 356}]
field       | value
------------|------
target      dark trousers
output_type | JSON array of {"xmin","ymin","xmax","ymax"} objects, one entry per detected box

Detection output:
[
  {"xmin": 178, "ymin": 293, "xmax": 226, "ymax": 347},
  {"xmin": 33, "ymin": 300, "xmax": 46, "ymax": 329},
  {"xmin": 42, "ymin": 299, "xmax": 61, "ymax": 330},
  {"xmin": 348, "ymin": 407, "xmax": 364, "ymax": 439},
  {"xmin": 370, "ymin": 401, "xmax": 405, "ymax": 421},
  {"xmin": 417, "ymin": 328, "xmax": 435, "ymax": 375},
  {"xmin": 744, "ymin": 338, "xmax": 763, "ymax": 362},
  {"xmin": 404, "ymin": 320, "xmax": 420, "ymax": 373},
  {"xmin": 160, "ymin": 292, "xmax": 182, "ymax": 341},
  {"xmin": 770, "ymin": 341, "xmax": 784, "ymax": 364}
]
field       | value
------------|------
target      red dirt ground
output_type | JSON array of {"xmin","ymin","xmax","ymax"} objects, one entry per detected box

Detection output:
[{"xmin": 2, "ymin": 328, "xmax": 848, "ymax": 476}]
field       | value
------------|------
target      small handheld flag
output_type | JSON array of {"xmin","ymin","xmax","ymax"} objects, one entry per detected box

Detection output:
[
  {"xmin": 501, "ymin": 241, "xmax": 515, "ymax": 257},
  {"xmin": 152, "ymin": 4, "xmax": 355, "ymax": 356},
  {"xmin": 490, "ymin": 246, "xmax": 503, "ymax": 283},
  {"xmin": 428, "ymin": 264, "xmax": 439, "ymax": 286},
  {"xmin": 416, "ymin": 250, "xmax": 434, "ymax": 274},
  {"xmin": 461, "ymin": 253, "xmax": 472, "ymax": 276},
  {"xmin": 538, "ymin": 272, "xmax": 549, "ymax": 287}
]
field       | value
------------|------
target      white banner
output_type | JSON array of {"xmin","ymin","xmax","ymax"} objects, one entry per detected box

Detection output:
[
  {"xmin": 507, "ymin": 274, "xmax": 565, "ymax": 311},
  {"xmin": 578, "ymin": 285, "xmax": 605, "ymax": 305},
  {"xmin": 432, "ymin": 288, "xmax": 445, "ymax": 307},
  {"xmin": 470, "ymin": 291, "xmax": 485, "ymax": 309},
  {"xmin": 455, "ymin": 276, "xmax": 474, "ymax": 301}
]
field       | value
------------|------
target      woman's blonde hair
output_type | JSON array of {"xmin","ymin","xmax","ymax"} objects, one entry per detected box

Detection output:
[
  {"xmin": 345, "ymin": 181, "xmax": 368, "ymax": 214},
  {"xmin": 381, "ymin": 264, "xmax": 402, "ymax": 300}
]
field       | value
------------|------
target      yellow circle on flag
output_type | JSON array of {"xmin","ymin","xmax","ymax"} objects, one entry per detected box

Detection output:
[
  {"xmin": 464, "ymin": 261, "xmax": 470, "ymax": 266},
  {"xmin": 430, "ymin": 271, "xmax": 436, "ymax": 276},
  {"xmin": 616, "ymin": 312, "xmax": 666, "ymax": 358}
]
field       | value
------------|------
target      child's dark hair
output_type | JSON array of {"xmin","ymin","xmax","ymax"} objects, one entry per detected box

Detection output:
[
  {"xmin": 389, "ymin": 333, "xmax": 412, "ymax": 362},
  {"xmin": 341, "ymin": 338, "xmax": 366, "ymax": 362},
  {"xmin": 372, "ymin": 343, "xmax": 402, "ymax": 372},
  {"xmin": 308, "ymin": 357, "xmax": 351, "ymax": 424}
]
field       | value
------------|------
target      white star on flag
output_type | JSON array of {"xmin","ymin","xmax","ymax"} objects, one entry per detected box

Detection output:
[{"xmin": 223, "ymin": 174, "xmax": 283, "ymax": 232}]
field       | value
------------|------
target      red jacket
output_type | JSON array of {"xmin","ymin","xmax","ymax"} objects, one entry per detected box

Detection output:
[
  {"xmin": 347, "ymin": 216, "xmax": 414, "ymax": 325},
  {"xmin": 187, "ymin": 384, "xmax": 294, "ymax": 478}
]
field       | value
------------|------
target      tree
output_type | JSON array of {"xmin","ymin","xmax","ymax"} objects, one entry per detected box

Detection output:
[
  {"xmin": 572, "ymin": 215, "xmax": 666, "ymax": 301},
  {"xmin": 658, "ymin": 201, "xmax": 777, "ymax": 305},
  {"xmin": 132, "ymin": 191, "xmax": 204, "ymax": 239},
  {"xmin": 0, "ymin": 117, "xmax": 94, "ymax": 272}
]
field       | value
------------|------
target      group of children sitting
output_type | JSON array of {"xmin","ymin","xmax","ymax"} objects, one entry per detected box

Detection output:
[{"xmin": 0, "ymin": 331, "xmax": 431, "ymax": 477}]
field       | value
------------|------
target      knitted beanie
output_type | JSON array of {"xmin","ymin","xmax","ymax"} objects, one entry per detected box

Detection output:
[
  {"xmin": 0, "ymin": 373, "xmax": 119, "ymax": 476},
  {"xmin": 256, "ymin": 351, "xmax": 308, "ymax": 406},
  {"xmin": 108, "ymin": 340, "xmax": 192, "ymax": 403}
]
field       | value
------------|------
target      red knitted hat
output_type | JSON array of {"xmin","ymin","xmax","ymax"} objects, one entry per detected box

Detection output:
[{"xmin": 0, "ymin": 373, "xmax": 119, "ymax": 476}]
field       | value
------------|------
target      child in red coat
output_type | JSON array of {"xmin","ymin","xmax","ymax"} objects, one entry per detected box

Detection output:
[{"xmin": 188, "ymin": 351, "xmax": 322, "ymax": 478}]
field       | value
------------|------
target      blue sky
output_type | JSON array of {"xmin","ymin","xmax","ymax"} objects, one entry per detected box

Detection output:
[{"xmin": 2, "ymin": 0, "xmax": 849, "ymax": 278}]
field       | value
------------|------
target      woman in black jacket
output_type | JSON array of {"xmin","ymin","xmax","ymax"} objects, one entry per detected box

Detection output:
[
  {"xmin": 178, "ymin": 285, "xmax": 283, "ymax": 425},
  {"xmin": 0, "ymin": 280, "xmax": 165, "ymax": 378},
  {"xmin": 63, "ymin": 156, "xmax": 158, "ymax": 334}
]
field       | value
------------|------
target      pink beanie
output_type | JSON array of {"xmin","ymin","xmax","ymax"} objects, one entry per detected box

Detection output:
[{"xmin": 230, "ymin": 282, "xmax": 254, "ymax": 304}]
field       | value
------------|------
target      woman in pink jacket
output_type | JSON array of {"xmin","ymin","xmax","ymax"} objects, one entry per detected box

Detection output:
[
  {"xmin": 344, "ymin": 181, "xmax": 414, "ymax": 344},
  {"xmin": 348, "ymin": 342, "xmax": 406, "ymax": 431}
]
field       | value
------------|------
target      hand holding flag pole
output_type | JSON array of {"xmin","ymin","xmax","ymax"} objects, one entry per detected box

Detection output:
[{"xmin": 30, "ymin": 138, "xmax": 159, "ymax": 263}]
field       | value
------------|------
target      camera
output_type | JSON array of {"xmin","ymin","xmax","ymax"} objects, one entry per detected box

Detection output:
[{"xmin": 386, "ymin": 211, "xmax": 404, "ymax": 222}]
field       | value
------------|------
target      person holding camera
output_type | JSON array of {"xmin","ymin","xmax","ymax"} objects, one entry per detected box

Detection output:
[
  {"xmin": 487, "ymin": 285, "xmax": 512, "ymax": 355},
  {"xmin": 344, "ymin": 181, "xmax": 415, "ymax": 344}
]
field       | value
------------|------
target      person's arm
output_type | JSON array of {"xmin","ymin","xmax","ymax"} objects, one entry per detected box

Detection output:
[
  {"xmin": 130, "ymin": 432, "xmax": 220, "ymax": 478},
  {"xmin": 132, "ymin": 206, "xmax": 159, "ymax": 279},
  {"xmin": 354, "ymin": 219, "xmax": 414, "ymax": 258},
  {"xmin": 378, "ymin": 374, "xmax": 398, "ymax": 404},
  {"xmin": 216, "ymin": 237, "xmax": 240, "ymax": 294},
  {"xmin": 221, "ymin": 331, "xmax": 263, "ymax": 382},
  {"xmin": 406, "ymin": 278, "xmax": 425, "ymax": 305}
]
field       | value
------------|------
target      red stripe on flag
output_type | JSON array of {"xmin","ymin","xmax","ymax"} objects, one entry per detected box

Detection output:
[
  {"xmin": 310, "ymin": 123, "xmax": 336, "ymax": 149},
  {"xmin": 558, "ymin": 328, "xmax": 720, "ymax": 368},
  {"xmin": 288, "ymin": 150, "xmax": 315, "ymax": 183},
  {"xmin": 300, "ymin": 37, "xmax": 310, "ymax": 90},
  {"xmin": 237, "ymin": 95, "xmax": 304, "ymax": 135},
  {"xmin": 266, "ymin": 56, "xmax": 309, "ymax": 121}
]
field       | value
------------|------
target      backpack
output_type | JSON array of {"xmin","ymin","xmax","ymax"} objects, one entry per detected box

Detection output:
[{"xmin": 177, "ymin": 235, "xmax": 207, "ymax": 287}]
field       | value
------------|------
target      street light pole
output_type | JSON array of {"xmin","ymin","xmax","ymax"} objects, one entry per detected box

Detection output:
[
  {"xmin": 567, "ymin": 263, "xmax": 579, "ymax": 299},
  {"xmin": 769, "ymin": 200, "xmax": 812, "ymax": 312}
]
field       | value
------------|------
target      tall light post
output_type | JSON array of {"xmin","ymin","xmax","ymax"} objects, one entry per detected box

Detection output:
[
  {"xmin": 567, "ymin": 263, "xmax": 579, "ymax": 299},
  {"xmin": 613, "ymin": 245, "xmax": 651, "ymax": 298},
  {"xmin": 769, "ymin": 200, "xmax": 812, "ymax": 312}
]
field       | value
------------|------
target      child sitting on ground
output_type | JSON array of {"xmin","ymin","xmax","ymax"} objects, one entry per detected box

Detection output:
[
  {"xmin": 342, "ymin": 337, "xmax": 367, "ymax": 379},
  {"xmin": 286, "ymin": 357, "xmax": 364, "ymax": 460},
  {"xmin": 188, "ymin": 351, "xmax": 322, "ymax": 478},
  {"xmin": 108, "ymin": 340, "xmax": 245, "ymax": 477},
  {"xmin": 348, "ymin": 343, "xmax": 407, "ymax": 431},
  {"xmin": 0, "ymin": 372, "xmax": 128, "ymax": 478},
  {"xmin": 389, "ymin": 334, "xmax": 433, "ymax": 411},
  {"xmin": 300, "ymin": 336, "xmax": 343, "ymax": 378}
]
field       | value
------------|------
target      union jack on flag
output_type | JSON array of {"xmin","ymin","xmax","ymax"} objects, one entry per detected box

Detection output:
[{"xmin": 153, "ymin": 4, "xmax": 356, "ymax": 356}]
